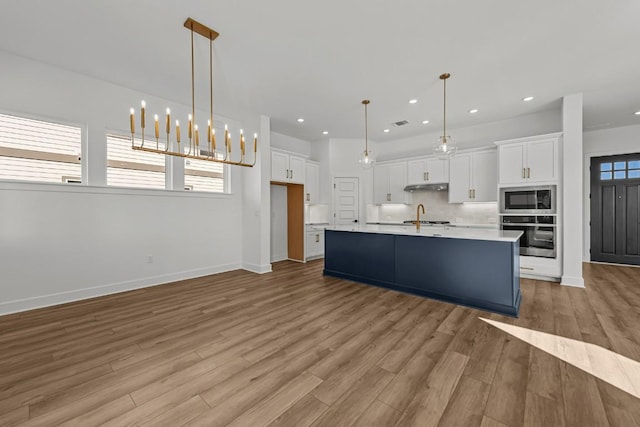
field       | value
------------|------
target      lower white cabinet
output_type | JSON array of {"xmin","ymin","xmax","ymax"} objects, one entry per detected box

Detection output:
[{"xmin": 306, "ymin": 227, "xmax": 324, "ymax": 259}]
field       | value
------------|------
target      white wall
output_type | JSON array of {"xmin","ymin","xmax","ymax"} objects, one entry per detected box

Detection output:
[
  {"xmin": 270, "ymin": 131, "xmax": 312, "ymax": 157},
  {"xmin": 377, "ymin": 109, "xmax": 562, "ymax": 161},
  {"xmin": 328, "ymin": 138, "xmax": 378, "ymax": 224},
  {"xmin": 0, "ymin": 50, "xmax": 256, "ymax": 315},
  {"xmin": 582, "ymin": 124, "xmax": 640, "ymax": 261},
  {"xmin": 561, "ymin": 94, "xmax": 584, "ymax": 287}
]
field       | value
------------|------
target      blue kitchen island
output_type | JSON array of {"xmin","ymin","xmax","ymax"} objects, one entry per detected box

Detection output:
[{"xmin": 323, "ymin": 225, "xmax": 523, "ymax": 317}]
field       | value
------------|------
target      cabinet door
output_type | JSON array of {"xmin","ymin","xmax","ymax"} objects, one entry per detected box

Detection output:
[
  {"xmin": 389, "ymin": 162, "xmax": 408, "ymax": 203},
  {"xmin": 373, "ymin": 164, "xmax": 390, "ymax": 204},
  {"xmin": 288, "ymin": 155, "xmax": 305, "ymax": 184},
  {"xmin": 304, "ymin": 162, "xmax": 320, "ymax": 203},
  {"xmin": 449, "ymin": 154, "xmax": 472, "ymax": 203},
  {"xmin": 526, "ymin": 138, "xmax": 557, "ymax": 182},
  {"xmin": 472, "ymin": 150, "xmax": 498, "ymax": 202},
  {"xmin": 407, "ymin": 159, "xmax": 427, "ymax": 185},
  {"xmin": 498, "ymin": 144, "xmax": 525, "ymax": 185},
  {"xmin": 426, "ymin": 157, "xmax": 449, "ymax": 183},
  {"xmin": 271, "ymin": 151, "xmax": 289, "ymax": 182}
]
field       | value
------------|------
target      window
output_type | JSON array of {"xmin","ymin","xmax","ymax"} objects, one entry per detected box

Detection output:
[
  {"xmin": 107, "ymin": 134, "xmax": 165, "ymax": 189},
  {"xmin": 184, "ymin": 148, "xmax": 225, "ymax": 193},
  {"xmin": 0, "ymin": 113, "xmax": 82, "ymax": 183},
  {"xmin": 599, "ymin": 159, "xmax": 640, "ymax": 181}
]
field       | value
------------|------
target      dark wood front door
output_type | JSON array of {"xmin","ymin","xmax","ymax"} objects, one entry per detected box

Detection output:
[{"xmin": 590, "ymin": 154, "xmax": 640, "ymax": 265}]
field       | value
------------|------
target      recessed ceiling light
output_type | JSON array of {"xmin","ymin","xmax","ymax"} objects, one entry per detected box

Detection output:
[
  {"xmin": 422, "ymin": 120, "xmax": 430, "ymax": 125},
  {"xmin": 297, "ymin": 118, "xmax": 304, "ymax": 123},
  {"xmin": 522, "ymin": 96, "xmax": 534, "ymax": 102},
  {"xmin": 383, "ymin": 129, "xmax": 390, "ymax": 133},
  {"xmin": 409, "ymin": 99, "xmax": 418, "ymax": 104},
  {"xmin": 635, "ymin": 111, "xmax": 640, "ymax": 116},
  {"xmin": 322, "ymin": 131, "xmax": 329, "ymax": 135},
  {"xmin": 469, "ymin": 109, "xmax": 479, "ymax": 114}
]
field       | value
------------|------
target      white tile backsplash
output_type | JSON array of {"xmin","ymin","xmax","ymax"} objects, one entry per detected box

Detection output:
[
  {"xmin": 369, "ymin": 191, "xmax": 498, "ymax": 224},
  {"xmin": 306, "ymin": 204, "xmax": 330, "ymax": 223}
]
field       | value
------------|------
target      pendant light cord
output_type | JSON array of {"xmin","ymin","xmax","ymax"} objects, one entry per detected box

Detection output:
[
  {"xmin": 365, "ymin": 102, "xmax": 368, "ymax": 153},
  {"xmin": 443, "ymin": 76, "xmax": 446, "ymax": 140}
]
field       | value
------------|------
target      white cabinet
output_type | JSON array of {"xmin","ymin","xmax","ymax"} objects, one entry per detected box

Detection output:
[
  {"xmin": 304, "ymin": 161, "xmax": 320, "ymax": 204},
  {"xmin": 374, "ymin": 161, "xmax": 408, "ymax": 204},
  {"xmin": 449, "ymin": 149, "xmax": 497, "ymax": 203},
  {"xmin": 496, "ymin": 133, "xmax": 560, "ymax": 185},
  {"xmin": 306, "ymin": 227, "xmax": 324, "ymax": 260},
  {"xmin": 407, "ymin": 157, "xmax": 449, "ymax": 185},
  {"xmin": 271, "ymin": 151, "xmax": 304, "ymax": 184}
]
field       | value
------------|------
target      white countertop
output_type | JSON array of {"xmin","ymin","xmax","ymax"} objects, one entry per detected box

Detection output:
[{"xmin": 318, "ymin": 224, "xmax": 522, "ymax": 242}]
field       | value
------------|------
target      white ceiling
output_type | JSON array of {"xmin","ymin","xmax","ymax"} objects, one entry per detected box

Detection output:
[{"xmin": 1, "ymin": 0, "xmax": 639, "ymax": 143}]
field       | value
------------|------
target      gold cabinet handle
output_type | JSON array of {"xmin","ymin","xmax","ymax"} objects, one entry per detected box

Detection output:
[
  {"xmin": 427, "ymin": 171, "xmax": 430, "ymax": 181},
  {"xmin": 472, "ymin": 189, "xmax": 476, "ymax": 199},
  {"xmin": 387, "ymin": 193, "xmax": 391, "ymax": 202},
  {"xmin": 315, "ymin": 234, "xmax": 320, "ymax": 243},
  {"xmin": 527, "ymin": 167, "xmax": 531, "ymax": 178},
  {"xmin": 423, "ymin": 172, "xmax": 427, "ymax": 181},
  {"xmin": 306, "ymin": 193, "xmax": 310, "ymax": 202},
  {"xmin": 520, "ymin": 266, "xmax": 534, "ymax": 271},
  {"xmin": 291, "ymin": 169, "xmax": 294, "ymax": 180},
  {"xmin": 468, "ymin": 189, "xmax": 472, "ymax": 199},
  {"xmin": 522, "ymin": 168, "xmax": 526, "ymax": 179}
]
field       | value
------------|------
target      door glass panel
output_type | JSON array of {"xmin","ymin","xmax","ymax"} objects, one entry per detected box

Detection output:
[
  {"xmin": 628, "ymin": 160, "xmax": 640, "ymax": 169},
  {"xmin": 629, "ymin": 170, "xmax": 640, "ymax": 179},
  {"xmin": 600, "ymin": 163, "xmax": 612, "ymax": 171},
  {"xmin": 614, "ymin": 171, "xmax": 626, "ymax": 179},
  {"xmin": 601, "ymin": 172, "xmax": 612, "ymax": 180},
  {"xmin": 614, "ymin": 161, "xmax": 626, "ymax": 170}
]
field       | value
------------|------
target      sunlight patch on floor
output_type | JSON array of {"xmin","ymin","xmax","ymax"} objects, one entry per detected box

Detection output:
[{"xmin": 480, "ymin": 318, "xmax": 640, "ymax": 399}]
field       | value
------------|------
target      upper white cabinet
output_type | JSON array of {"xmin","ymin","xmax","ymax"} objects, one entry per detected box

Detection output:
[
  {"xmin": 374, "ymin": 161, "xmax": 409, "ymax": 204},
  {"xmin": 407, "ymin": 157, "xmax": 449, "ymax": 185},
  {"xmin": 304, "ymin": 160, "xmax": 320, "ymax": 204},
  {"xmin": 271, "ymin": 150, "xmax": 304, "ymax": 184},
  {"xmin": 449, "ymin": 149, "xmax": 497, "ymax": 203},
  {"xmin": 495, "ymin": 133, "xmax": 561, "ymax": 185}
]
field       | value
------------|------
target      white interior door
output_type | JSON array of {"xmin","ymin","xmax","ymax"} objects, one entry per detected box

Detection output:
[{"xmin": 333, "ymin": 177, "xmax": 359, "ymax": 225}]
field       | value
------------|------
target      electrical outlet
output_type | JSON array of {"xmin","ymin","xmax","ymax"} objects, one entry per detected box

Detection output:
[{"xmin": 147, "ymin": 255, "xmax": 153, "ymax": 263}]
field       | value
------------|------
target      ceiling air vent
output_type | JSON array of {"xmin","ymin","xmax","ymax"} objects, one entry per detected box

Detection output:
[{"xmin": 392, "ymin": 120, "xmax": 409, "ymax": 127}]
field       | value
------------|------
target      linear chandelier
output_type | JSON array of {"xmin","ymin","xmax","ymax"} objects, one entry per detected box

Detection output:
[{"xmin": 128, "ymin": 18, "xmax": 257, "ymax": 167}]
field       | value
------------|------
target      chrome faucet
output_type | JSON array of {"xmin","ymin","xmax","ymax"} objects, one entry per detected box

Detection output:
[{"xmin": 416, "ymin": 203, "xmax": 425, "ymax": 231}]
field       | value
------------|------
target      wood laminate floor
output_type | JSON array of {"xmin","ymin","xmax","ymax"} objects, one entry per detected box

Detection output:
[{"xmin": 1, "ymin": 260, "xmax": 639, "ymax": 426}]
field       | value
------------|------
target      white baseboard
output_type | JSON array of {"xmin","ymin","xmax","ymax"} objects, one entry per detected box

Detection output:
[
  {"xmin": 561, "ymin": 275, "xmax": 585, "ymax": 288},
  {"xmin": 242, "ymin": 263, "xmax": 273, "ymax": 274},
  {"xmin": 0, "ymin": 263, "xmax": 241, "ymax": 317}
]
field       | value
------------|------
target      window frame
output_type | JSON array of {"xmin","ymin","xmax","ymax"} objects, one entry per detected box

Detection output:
[{"xmin": 0, "ymin": 110, "xmax": 85, "ymax": 185}]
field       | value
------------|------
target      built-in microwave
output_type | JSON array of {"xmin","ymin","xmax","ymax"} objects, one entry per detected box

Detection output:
[{"xmin": 500, "ymin": 186, "xmax": 556, "ymax": 214}]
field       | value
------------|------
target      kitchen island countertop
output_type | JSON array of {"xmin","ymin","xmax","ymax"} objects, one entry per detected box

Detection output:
[{"xmin": 319, "ymin": 224, "xmax": 521, "ymax": 243}]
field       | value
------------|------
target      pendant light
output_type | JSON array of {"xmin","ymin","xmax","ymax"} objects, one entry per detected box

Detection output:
[
  {"xmin": 359, "ymin": 99, "xmax": 375, "ymax": 169},
  {"xmin": 433, "ymin": 73, "xmax": 457, "ymax": 156}
]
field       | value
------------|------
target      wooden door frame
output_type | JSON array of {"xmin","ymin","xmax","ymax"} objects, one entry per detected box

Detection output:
[{"xmin": 270, "ymin": 181, "xmax": 305, "ymax": 262}]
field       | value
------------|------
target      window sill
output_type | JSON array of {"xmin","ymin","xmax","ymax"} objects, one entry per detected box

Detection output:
[{"xmin": 0, "ymin": 179, "xmax": 235, "ymax": 199}]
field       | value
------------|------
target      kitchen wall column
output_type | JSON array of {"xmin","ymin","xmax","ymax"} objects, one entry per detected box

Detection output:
[{"xmin": 561, "ymin": 93, "xmax": 585, "ymax": 287}]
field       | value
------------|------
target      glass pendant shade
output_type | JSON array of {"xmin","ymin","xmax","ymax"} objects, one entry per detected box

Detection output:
[
  {"xmin": 433, "ymin": 135, "xmax": 457, "ymax": 156},
  {"xmin": 359, "ymin": 149, "xmax": 375, "ymax": 169}
]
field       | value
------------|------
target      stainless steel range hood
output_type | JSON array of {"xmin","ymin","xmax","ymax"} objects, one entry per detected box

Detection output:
[{"xmin": 403, "ymin": 183, "xmax": 449, "ymax": 192}]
